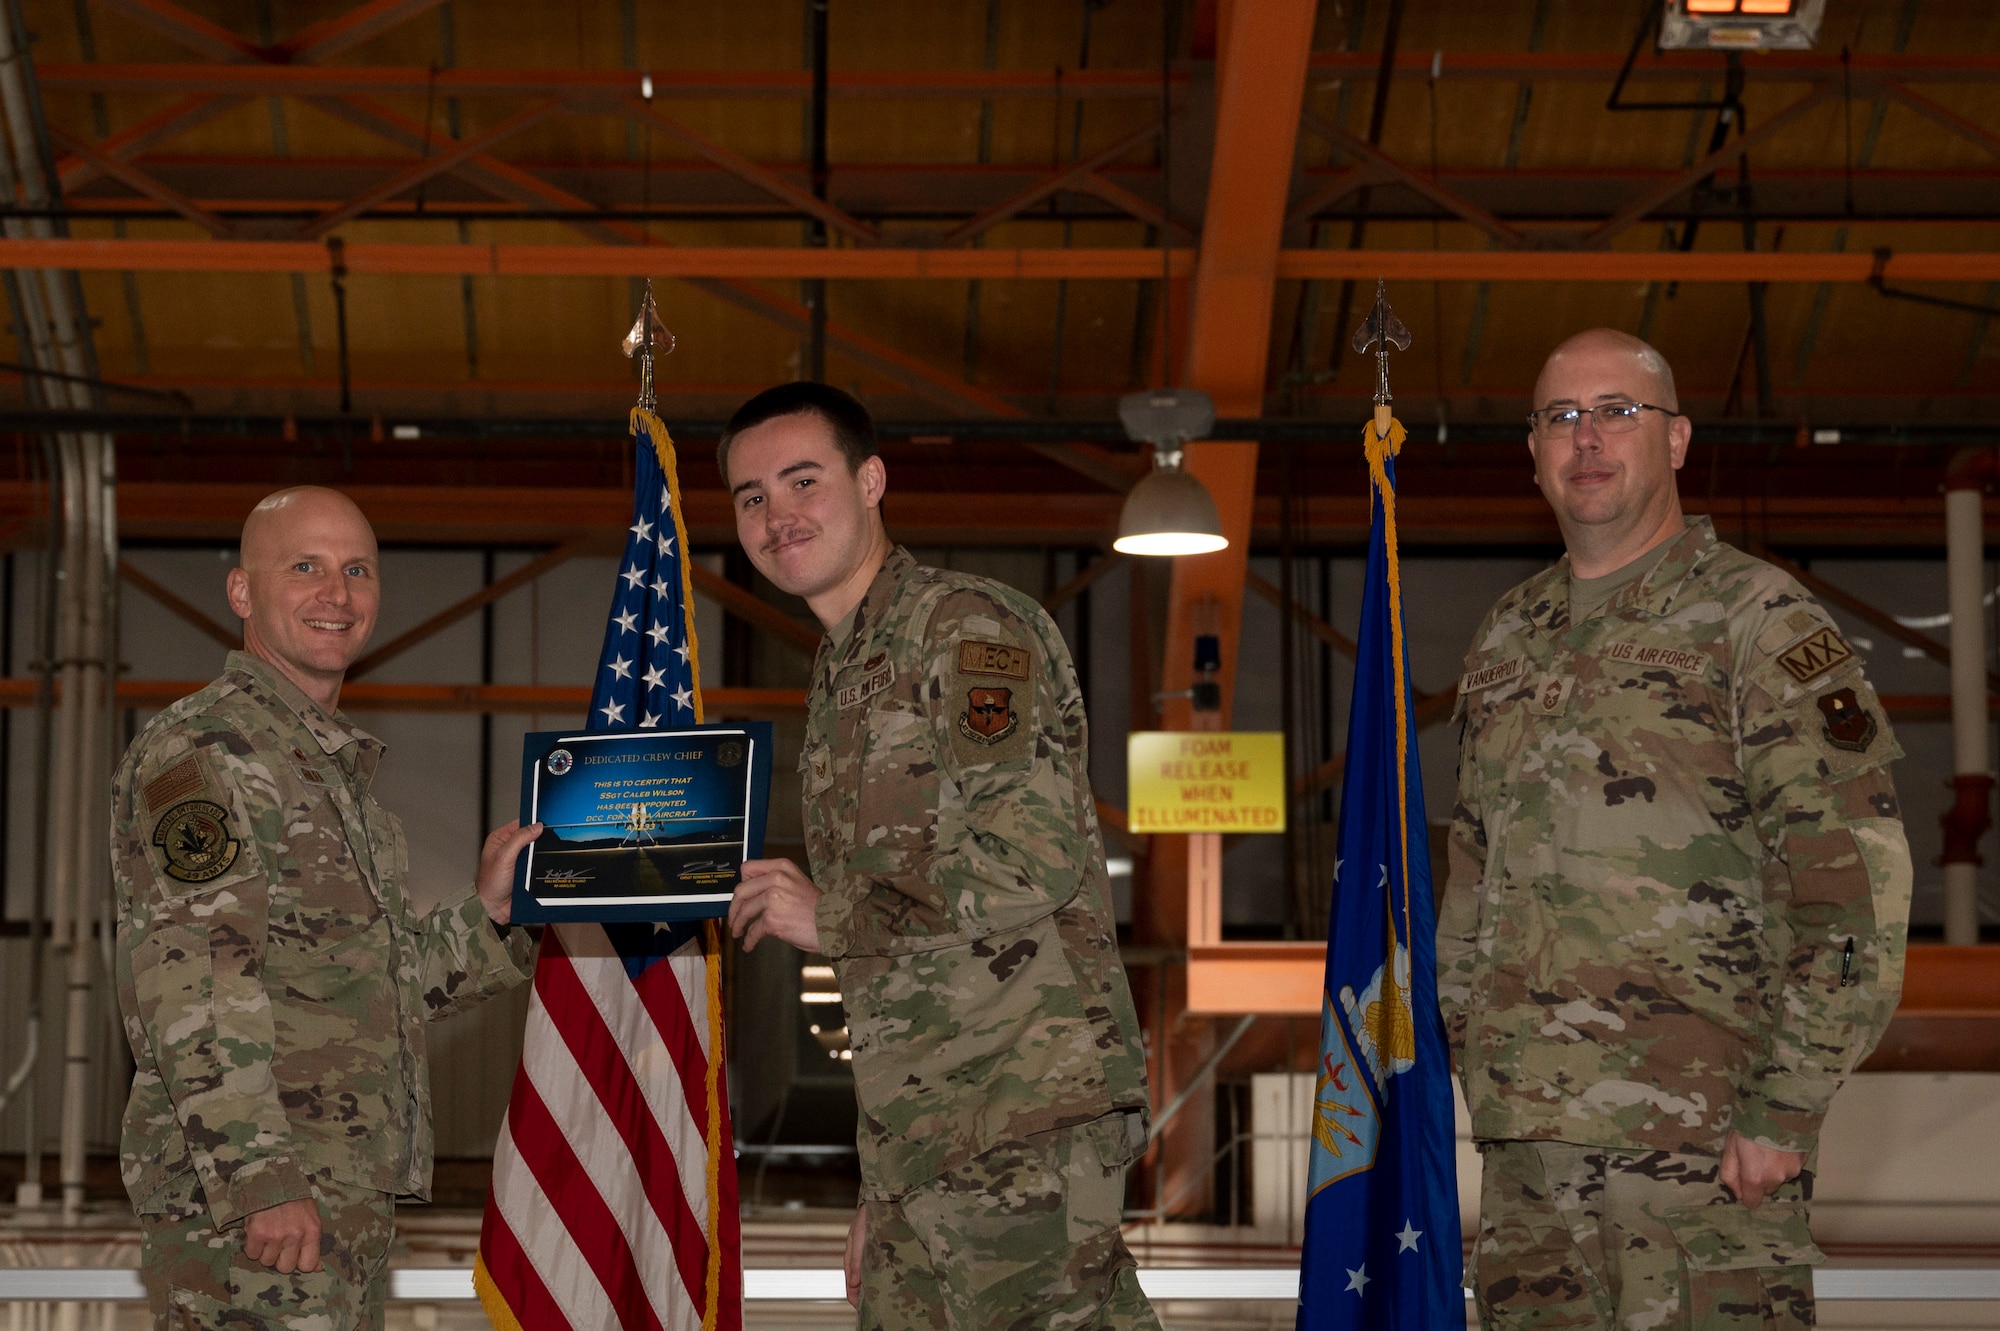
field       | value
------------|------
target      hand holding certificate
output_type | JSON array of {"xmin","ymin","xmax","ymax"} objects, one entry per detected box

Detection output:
[{"xmin": 511, "ymin": 722, "xmax": 774, "ymax": 923}]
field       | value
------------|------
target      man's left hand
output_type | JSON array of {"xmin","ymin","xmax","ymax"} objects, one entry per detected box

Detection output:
[
  {"xmin": 476, "ymin": 819, "xmax": 544, "ymax": 926},
  {"xmin": 1719, "ymin": 1131, "xmax": 1804, "ymax": 1209},
  {"xmin": 729, "ymin": 859, "xmax": 821, "ymax": 953}
]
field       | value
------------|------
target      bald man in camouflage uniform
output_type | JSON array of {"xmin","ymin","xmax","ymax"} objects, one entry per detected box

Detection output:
[
  {"xmin": 723, "ymin": 382, "xmax": 1157, "ymax": 1331},
  {"xmin": 1441, "ymin": 331, "xmax": 1912, "ymax": 1329},
  {"xmin": 114, "ymin": 487, "xmax": 541, "ymax": 1329}
]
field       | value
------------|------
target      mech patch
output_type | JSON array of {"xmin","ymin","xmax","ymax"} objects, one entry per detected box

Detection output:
[
  {"xmin": 836, "ymin": 657, "xmax": 895, "ymax": 710},
  {"xmin": 140, "ymin": 758, "xmax": 206, "ymax": 815},
  {"xmin": 958, "ymin": 686, "xmax": 1018, "ymax": 745},
  {"xmin": 1460, "ymin": 656, "xmax": 1525, "ymax": 695},
  {"xmin": 957, "ymin": 639, "xmax": 1030, "ymax": 681},
  {"xmin": 1777, "ymin": 625, "xmax": 1855, "ymax": 685},
  {"xmin": 1818, "ymin": 687, "xmax": 1878, "ymax": 753},
  {"xmin": 152, "ymin": 799, "xmax": 241, "ymax": 884}
]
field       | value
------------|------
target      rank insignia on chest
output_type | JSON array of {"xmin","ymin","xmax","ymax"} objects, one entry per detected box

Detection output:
[
  {"xmin": 152, "ymin": 799, "xmax": 241, "ymax": 884},
  {"xmin": 957, "ymin": 638, "xmax": 1030, "ymax": 681},
  {"xmin": 959, "ymin": 686, "xmax": 1018, "ymax": 744},
  {"xmin": 837, "ymin": 658, "xmax": 896, "ymax": 709},
  {"xmin": 1778, "ymin": 624, "xmax": 1855, "ymax": 684},
  {"xmin": 1532, "ymin": 673, "xmax": 1575, "ymax": 716},
  {"xmin": 1817, "ymin": 687, "xmax": 1878, "ymax": 753},
  {"xmin": 291, "ymin": 748, "xmax": 336, "ymax": 788}
]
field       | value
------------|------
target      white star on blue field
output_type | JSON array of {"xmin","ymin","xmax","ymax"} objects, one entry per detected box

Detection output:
[{"xmin": 588, "ymin": 423, "xmax": 699, "ymax": 735}]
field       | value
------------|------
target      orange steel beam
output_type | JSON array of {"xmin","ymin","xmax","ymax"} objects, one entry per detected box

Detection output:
[
  {"xmin": 95, "ymin": 0, "xmax": 263, "ymax": 63},
  {"xmin": 9, "ymin": 239, "xmax": 2000, "ymax": 283},
  {"xmin": 1185, "ymin": 943, "xmax": 2000, "ymax": 1017},
  {"xmin": 1141, "ymin": 0, "xmax": 1320, "ymax": 1224},
  {"xmin": 47, "ymin": 128, "xmax": 233, "ymax": 237},
  {"xmin": 943, "ymin": 119, "xmax": 1173, "ymax": 247},
  {"xmin": 1301, "ymin": 50, "xmax": 2000, "ymax": 83},
  {"xmin": 281, "ymin": 0, "xmax": 446, "ymax": 65},
  {"xmin": 346, "ymin": 536, "xmax": 598, "ymax": 679},
  {"xmin": 295, "ymin": 99, "xmax": 565, "ymax": 240},
  {"xmin": 1880, "ymin": 82, "xmax": 2000, "ymax": 162},
  {"xmin": 685, "ymin": 562, "xmax": 822, "ymax": 660},
  {"xmin": 612, "ymin": 99, "xmax": 881, "ymax": 245},
  {"xmin": 56, "ymin": 93, "xmax": 243, "ymax": 194},
  {"xmin": 1298, "ymin": 111, "xmax": 1525, "ymax": 248},
  {"xmin": 38, "ymin": 64, "xmax": 1190, "ymax": 100},
  {"xmin": 118, "ymin": 561, "xmax": 240, "ymax": 650},
  {"xmin": 1586, "ymin": 85, "xmax": 1836, "ymax": 246},
  {"xmin": 38, "ymin": 53, "xmax": 2000, "ymax": 99},
  {"xmin": 0, "ymin": 676, "xmax": 803, "ymax": 716}
]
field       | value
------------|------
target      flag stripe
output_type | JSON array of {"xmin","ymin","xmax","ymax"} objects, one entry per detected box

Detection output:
[
  {"xmin": 492, "ymin": 1088, "xmax": 624, "ymax": 1331},
  {"xmin": 559, "ymin": 927, "xmax": 718, "ymax": 1223},
  {"xmin": 476, "ymin": 1207, "xmax": 575, "ymax": 1331},
  {"xmin": 510, "ymin": 1062, "xmax": 677, "ymax": 1331},
  {"xmin": 538, "ymin": 937, "xmax": 714, "ymax": 1308}
]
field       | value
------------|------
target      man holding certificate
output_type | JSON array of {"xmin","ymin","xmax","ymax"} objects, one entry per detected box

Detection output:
[
  {"xmin": 722, "ymin": 383, "xmax": 1160, "ymax": 1331},
  {"xmin": 112, "ymin": 487, "xmax": 542, "ymax": 1329}
]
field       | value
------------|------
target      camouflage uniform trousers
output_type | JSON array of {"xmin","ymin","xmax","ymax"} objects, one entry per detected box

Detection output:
[
  {"xmin": 860, "ymin": 1113, "xmax": 1162, "ymax": 1331},
  {"xmin": 1474, "ymin": 1141, "xmax": 1818, "ymax": 1331},
  {"xmin": 138, "ymin": 1165, "xmax": 394, "ymax": 1331}
]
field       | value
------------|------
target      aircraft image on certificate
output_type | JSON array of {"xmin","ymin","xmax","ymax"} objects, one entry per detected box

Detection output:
[{"xmin": 512, "ymin": 722, "xmax": 773, "ymax": 924}]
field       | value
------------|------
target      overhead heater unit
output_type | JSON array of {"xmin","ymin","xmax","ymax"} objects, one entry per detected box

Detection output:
[{"xmin": 1659, "ymin": 0, "xmax": 1826, "ymax": 51}]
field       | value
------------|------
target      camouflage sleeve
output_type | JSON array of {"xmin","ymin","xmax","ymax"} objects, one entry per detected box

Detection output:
[
  {"xmin": 820, "ymin": 588, "xmax": 1088, "ymax": 957},
  {"xmin": 121, "ymin": 734, "xmax": 314, "ymax": 1229},
  {"xmin": 1731, "ymin": 613, "xmax": 1913, "ymax": 1153},
  {"xmin": 1436, "ymin": 711, "xmax": 1486, "ymax": 1062},
  {"xmin": 413, "ymin": 884, "xmax": 536, "ymax": 1020}
]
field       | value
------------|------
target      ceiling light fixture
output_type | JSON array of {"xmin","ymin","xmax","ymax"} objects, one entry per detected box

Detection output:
[
  {"xmin": 1660, "ymin": 0, "xmax": 1824, "ymax": 51},
  {"xmin": 1113, "ymin": 389, "xmax": 1227, "ymax": 557}
]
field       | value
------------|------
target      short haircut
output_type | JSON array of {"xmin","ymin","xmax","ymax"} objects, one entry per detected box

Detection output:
[{"xmin": 717, "ymin": 381, "xmax": 878, "ymax": 483}]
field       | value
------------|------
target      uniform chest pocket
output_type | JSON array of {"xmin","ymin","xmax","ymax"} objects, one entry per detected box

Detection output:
[
  {"xmin": 857, "ymin": 705, "xmax": 937, "ymax": 855},
  {"xmin": 270, "ymin": 801, "xmax": 384, "ymax": 953}
]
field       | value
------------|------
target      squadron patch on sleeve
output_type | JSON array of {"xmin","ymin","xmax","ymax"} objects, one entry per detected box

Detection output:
[
  {"xmin": 957, "ymin": 639, "xmax": 1031, "ymax": 681},
  {"xmin": 152, "ymin": 799, "xmax": 241, "ymax": 884},
  {"xmin": 1777, "ymin": 624, "xmax": 1855, "ymax": 684},
  {"xmin": 958, "ymin": 686, "xmax": 1018, "ymax": 745},
  {"xmin": 1817, "ymin": 687, "xmax": 1879, "ymax": 753},
  {"xmin": 140, "ymin": 757, "xmax": 207, "ymax": 816}
]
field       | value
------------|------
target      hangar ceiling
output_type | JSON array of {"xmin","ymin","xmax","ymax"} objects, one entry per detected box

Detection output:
[{"xmin": 0, "ymin": 0, "xmax": 1994, "ymax": 544}]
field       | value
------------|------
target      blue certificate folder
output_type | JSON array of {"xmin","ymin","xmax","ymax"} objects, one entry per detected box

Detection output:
[{"xmin": 512, "ymin": 723, "xmax": 773, "ymax": 924}]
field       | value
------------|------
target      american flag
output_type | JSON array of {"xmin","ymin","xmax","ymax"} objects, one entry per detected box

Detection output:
[{"xmin": 476, "ymin": 409, "xmax": 743, "ymax": 1331}]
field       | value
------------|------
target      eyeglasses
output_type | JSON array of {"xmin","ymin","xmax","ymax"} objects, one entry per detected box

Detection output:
[{"xmin": 1527, "ymin": 401, "xmax": 1678, "ymax": 439}]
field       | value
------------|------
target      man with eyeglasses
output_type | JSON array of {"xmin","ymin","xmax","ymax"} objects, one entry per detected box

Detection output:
[{"xmin": 1439, "ymin": 329, "xmax": 1912, "ymax": 1330}]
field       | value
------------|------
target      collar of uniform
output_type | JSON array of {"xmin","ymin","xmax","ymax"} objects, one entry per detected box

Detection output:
[
  {"xmin": 1630, "ymin": 516, "xmax": 1715, "ymax": 618},
  {"xmin": 223, "ymin": 650, "xmax": 383, "ymax": 765},
  {"xmin": 827, "ymin": 545, "xmax": 918, "ymax": 671}
]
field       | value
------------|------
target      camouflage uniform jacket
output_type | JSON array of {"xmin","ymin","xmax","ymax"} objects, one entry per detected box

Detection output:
[
  {"xmin": 803, "ymin": 547, "xmax": 1150, "ymax": 1199},
  {"xmin": 1439, "ymin": 518, "xmax": 1912, "ymax": 1157},
  {"xmin": 112, "ymin": 651, "xmax": 535, "ymax": 1228}
]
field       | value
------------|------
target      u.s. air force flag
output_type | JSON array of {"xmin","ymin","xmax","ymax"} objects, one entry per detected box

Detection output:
[{"xmin": 1296, "ymin": 416, "xmax": 1461, "ymax": 1329}]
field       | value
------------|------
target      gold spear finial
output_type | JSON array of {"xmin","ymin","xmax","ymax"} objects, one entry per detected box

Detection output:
[
  {"xmin": 1350, "ymin": 278, "xmax": 1411, "ymax": 439},
  {"xmin": 621, "ymin": 279, "xmax": 676, "ymax": 411}
]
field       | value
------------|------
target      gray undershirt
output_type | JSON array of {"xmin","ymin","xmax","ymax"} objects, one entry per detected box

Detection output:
[{"xmin": 1568, "ymin": 535, "xmax": 1677, "ymax": 623}]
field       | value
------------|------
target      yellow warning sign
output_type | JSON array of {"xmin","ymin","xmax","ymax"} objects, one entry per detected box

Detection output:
[{"xmin": 1126, "ymin": 732, "xmax": 1286, "ymax": 834}]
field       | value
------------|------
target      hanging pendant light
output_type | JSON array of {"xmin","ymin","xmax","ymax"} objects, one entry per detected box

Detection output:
[{"xmin": 1113, "ymin": 388, "xmax": 1227, "ymax": 556}]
